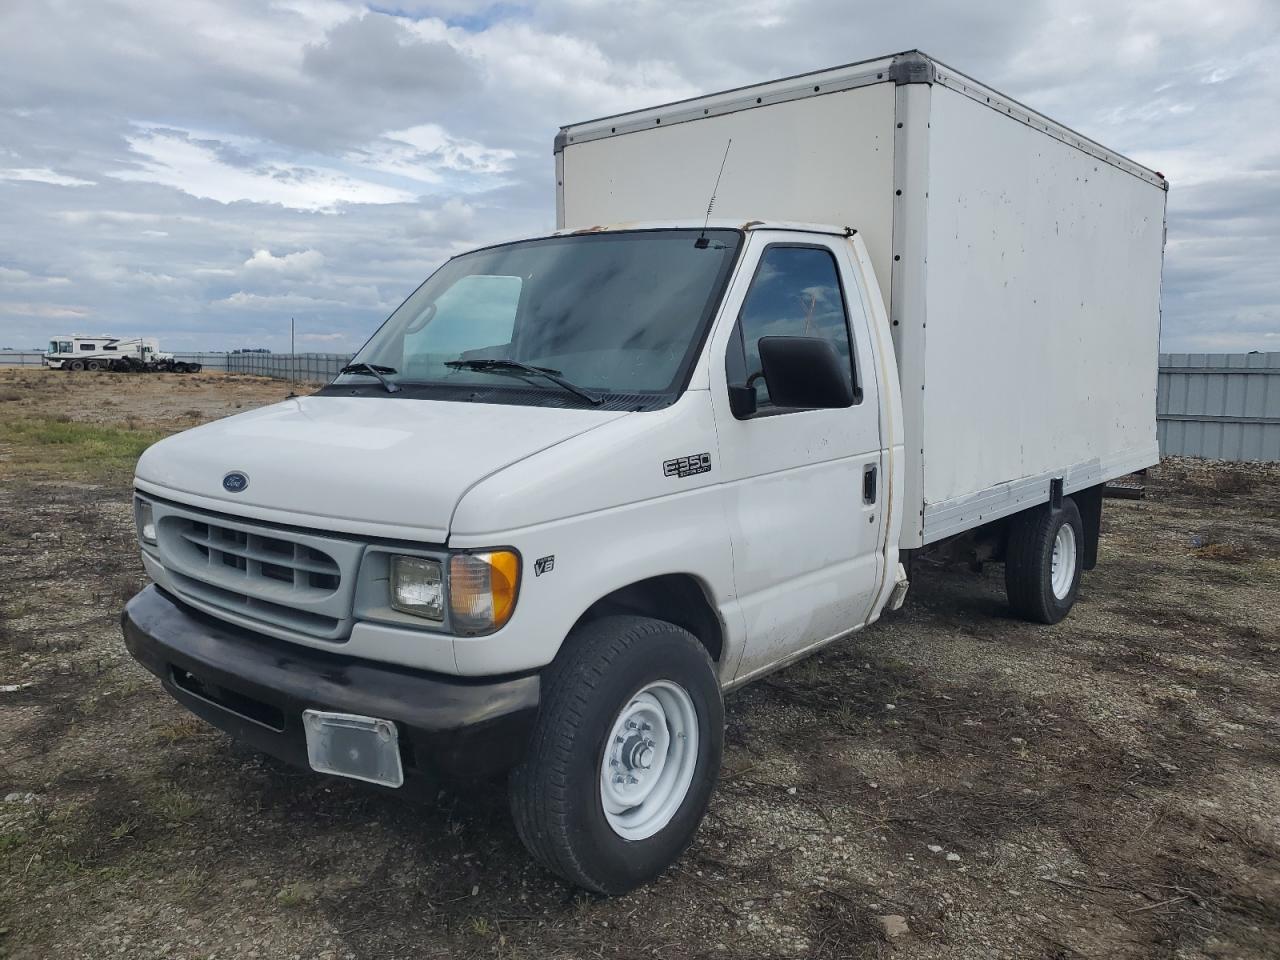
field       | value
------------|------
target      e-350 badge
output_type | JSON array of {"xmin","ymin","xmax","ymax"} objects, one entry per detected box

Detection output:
[{"xmin": 663, "ymin": 453, "xmax": 711, "ymax": 479}]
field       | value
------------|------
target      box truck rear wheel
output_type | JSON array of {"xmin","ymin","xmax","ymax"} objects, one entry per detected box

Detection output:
[
  {"xmin": 1005, "ymin": 498, "xmax": 1083, "ymax": 624},
  {"xmin": 508, "ymin": 615, "xmax": 723, "ymax": 895}
]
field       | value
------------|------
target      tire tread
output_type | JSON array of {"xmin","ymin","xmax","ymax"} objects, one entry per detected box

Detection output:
[
  {"xmin": 1005, "ymin": 500, "xmax": 1081, "ymax": 624},
  {"xmin": 509, "ymin": 615, "xmax": 712, "ymax": 893}
]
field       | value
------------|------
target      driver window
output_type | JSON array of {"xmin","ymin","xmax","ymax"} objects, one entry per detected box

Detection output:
[
  {"xmin": 726, "ymin": 245, "xmax": 856, "ymax": 413},
  {"xmin": 402, "ymin": 275, "xmax": 521, "ymax": 379}
]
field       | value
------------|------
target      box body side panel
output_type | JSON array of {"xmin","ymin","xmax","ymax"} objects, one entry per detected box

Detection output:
[
  {"xmin": 560, "ymin": 84, "xmax": 898, "ymax": 306},
  {"xmin": 919, "ymin": 85, "xmax": 1166, "ymax": 540}
]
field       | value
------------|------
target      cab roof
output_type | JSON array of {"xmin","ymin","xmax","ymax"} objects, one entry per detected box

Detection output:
[{"xmin": 549, "ymin": 219, "xmax": 852, "ymax": 238}]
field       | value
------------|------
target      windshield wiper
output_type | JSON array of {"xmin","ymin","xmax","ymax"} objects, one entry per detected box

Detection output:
[
  {"xmin": 339, "ymin": 362, "xmax": 400, "ymax": 394},
  {"xmin": 444, "ymin": 358, "xmax": 603, "ymax": 406}
]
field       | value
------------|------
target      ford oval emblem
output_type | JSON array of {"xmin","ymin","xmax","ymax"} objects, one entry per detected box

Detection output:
[{"xmin": 222, "ymin": 471, "xmax": 250, "ymax": 493}]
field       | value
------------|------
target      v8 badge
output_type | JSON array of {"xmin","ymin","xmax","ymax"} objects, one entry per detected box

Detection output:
[{"xmin": 534, "ymin": 555, "xmax": 555, "ymax": 577}]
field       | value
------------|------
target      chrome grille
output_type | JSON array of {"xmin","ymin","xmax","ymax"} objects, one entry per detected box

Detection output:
[{"xmin": 150, "ymin": 502, "xmax": 365, "ymax": 642}]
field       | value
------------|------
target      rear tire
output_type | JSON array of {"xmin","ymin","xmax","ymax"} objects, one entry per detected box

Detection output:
[
  {"xmin": 68, "ymin": 359, "xmax": 85, "ymax": 372},
  {"xmin": 188, "ymin": 362, "xmax": 202, "ymax": 373},
  {"xmin": 86, "ymin": 360, "xmax": 101, "ymax": 371},
  {"xmin": 509, "ymin": 615, "xmax": 723, "ymax": 895},
  {"xmin": 1005, "ymin": 498, "xmax": 1083, "ymax": 624}
]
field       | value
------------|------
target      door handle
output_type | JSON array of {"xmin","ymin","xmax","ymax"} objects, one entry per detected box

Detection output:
[{"xmin": 863, "ymin": 464, "xmax": 878, "ymax": 504}]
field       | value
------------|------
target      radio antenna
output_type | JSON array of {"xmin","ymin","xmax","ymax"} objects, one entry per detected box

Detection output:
[{"xmin": 695, "ymin": 138, "xmax": 733, "ymax": 248}]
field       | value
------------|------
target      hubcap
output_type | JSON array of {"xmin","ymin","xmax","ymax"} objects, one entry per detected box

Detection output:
[
  {"xmin": 599, "ymin": 680, "xmax": 699, "ymax": 841},
  {"xmin": 1050, "ymin": 522, "xmax": 1078, "ymax": 600}
]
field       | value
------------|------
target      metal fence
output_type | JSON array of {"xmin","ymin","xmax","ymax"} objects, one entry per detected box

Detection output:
[
  {"xmin": 8, "ymin": 347, "xmax": 1278, "ymax": 460},
  {"xmin": 1157, "ymin": 352, "xmax": 1280, "ymax": 462},
  {"xmin": 171, "ymin": 352, "xmax": 353, "ymax": 381},
  {"xmin": 0, "ymin": 349, "xmax": 354, "ymax": 380},
  {"xmin": 0, "ymin": 351, "xmax": 44, "ymax": 366}
]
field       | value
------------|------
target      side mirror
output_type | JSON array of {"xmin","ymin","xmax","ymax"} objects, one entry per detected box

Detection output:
[{"xmin": 757, "ymin": 336, "xmax": 855, "ymax": 409}]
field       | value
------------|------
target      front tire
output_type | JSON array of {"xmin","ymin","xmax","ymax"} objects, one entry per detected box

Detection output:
[
  {"xmin": 1005, "ymin": 498, "xmax": 1083, "ymax": 624},
  {"xmin": 509, "ymin": 615, "xmax": 723, "ymax": 895}
]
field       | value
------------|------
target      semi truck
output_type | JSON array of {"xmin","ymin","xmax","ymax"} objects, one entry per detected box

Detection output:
[
  {"xmin": 121, "ymin": 51, "xmax": 1166, "ymax": 894},
  {"xmin": 44, "ymin": 335, "xmax": 201, "ymax": 372}
]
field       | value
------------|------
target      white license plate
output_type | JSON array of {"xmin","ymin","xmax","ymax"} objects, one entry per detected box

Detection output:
[{"xmin": 302, "ymin": 710, "xmax": 404, "ymax": 788}]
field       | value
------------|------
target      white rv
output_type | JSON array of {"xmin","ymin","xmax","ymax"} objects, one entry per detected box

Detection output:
[
  {"xmin": 44, "ymin": 335, "xmax": 199, "ymax": 372},
  {"xmin": 121, "ymin": 52, "xmax": 1166, "ymax": 894}
]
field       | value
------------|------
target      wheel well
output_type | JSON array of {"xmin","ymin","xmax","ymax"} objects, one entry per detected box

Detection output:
[{"xmin": 575, "ymin": 574, "xmax": 724, "ymax": 663}]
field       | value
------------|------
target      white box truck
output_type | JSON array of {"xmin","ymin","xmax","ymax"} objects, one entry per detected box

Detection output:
[{"xmin": 121, "ymin": 51, "xmax": 1166, "ymax": 894}]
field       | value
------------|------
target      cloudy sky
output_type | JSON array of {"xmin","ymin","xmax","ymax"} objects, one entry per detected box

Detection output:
[{"xmin": 0, "ymin": 0, "xmax": 1276, "ymax": 353}]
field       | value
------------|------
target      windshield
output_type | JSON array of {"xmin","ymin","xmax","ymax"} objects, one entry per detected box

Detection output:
[{"xmin": 334, "ymin": 229, "xmax": 742, "ymax": 408}]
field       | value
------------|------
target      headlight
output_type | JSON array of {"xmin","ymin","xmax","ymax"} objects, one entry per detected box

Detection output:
[
  {"xmin": 390, "ymin": 556, "xmax": 444, "ymax": 621},
  {"xmin": 134, "ymin": 498, "xmax": 156, "ymax": 544},
  {"xmin": 449, "ymin": 550, "xmax": 520, "ymax": 635}
]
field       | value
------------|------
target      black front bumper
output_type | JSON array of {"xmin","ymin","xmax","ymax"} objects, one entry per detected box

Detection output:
[{"xmin": 121, "ymin": 585, "xmax": 539, "ymax": 780}]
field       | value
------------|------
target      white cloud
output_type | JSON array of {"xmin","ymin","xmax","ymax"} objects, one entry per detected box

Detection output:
[
  {"xmin": 351, "ymin": 124, "xmax": 516, "ymax": 184},
  {"xmin": 0, "ymin": 0, "xmax": 1275, "ymax": 351},
  {"xmin": 243, "ymin": 248, "xmax": 326, "ymax": 275},
  {"xmin": 0, "ymin": 267, "xmax": 70, "ymax": 287},
  {"xmin": 0, "ymin": 167, "xmax": 94, "ymax": 187},
  {"xmin": 0, "ymin": 301, "xmax": 90, "ymax": 318},
  {"xmin": 217, "ymin": 291, "xmax": 345, "ymax": 309},
  {"xmin": 111, "ymin": 128, "xmax": 417, "ymax": 211}
]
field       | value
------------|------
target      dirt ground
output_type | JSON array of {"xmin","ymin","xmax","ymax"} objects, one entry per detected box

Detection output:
[{"xmin": 1, "ymin": 366, "xmax": 1277, "ymax": 960}]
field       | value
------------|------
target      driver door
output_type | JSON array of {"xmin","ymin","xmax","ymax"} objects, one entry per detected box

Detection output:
[{"xmin": 709, "ymin": 232, "xmax": 885, "ymax": 682}]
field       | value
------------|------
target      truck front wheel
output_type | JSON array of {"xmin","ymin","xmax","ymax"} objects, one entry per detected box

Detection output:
[
  {"xmin": 1005, "ymin": 498, "xmax": 1083, "ymax": 624},
  {"xmin": 509, "ymin": 615, "xmax": 723, "ymax": 894}
]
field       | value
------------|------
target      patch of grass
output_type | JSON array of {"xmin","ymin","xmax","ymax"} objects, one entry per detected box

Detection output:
[
  {"xmin": 0, "ymin": 417, "xmax": 172, "ymax": 480},
  {"xmin": 108, "ymin": 820, "xmax": 138, "ymax": 843},
  {"xmin": 1193, "ymin": 542, "xmax": 1252, "ymax": 563},
  {"xmin": 155, "ymin": 716, "xmax": 208, "ymax": 745},
  {"xmin": 152, "ymin": 785, "xmax": 201, "ymax": 824},
  {"xmin": 276, "ymin": 881, "xmax": 317, "ymax": 907},
  {"xmin": 4, "ymin": 599, "xmax": 36, "ymax": 619},
  {"xmin": 1191, "ymin": 527, "xmax": 1254, "ymax": 564}
]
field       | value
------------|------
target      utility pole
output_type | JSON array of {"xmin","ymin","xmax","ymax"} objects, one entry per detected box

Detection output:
[{"xmin": 290, "ymin": 316, "xmax": 296, "ymax": 388}]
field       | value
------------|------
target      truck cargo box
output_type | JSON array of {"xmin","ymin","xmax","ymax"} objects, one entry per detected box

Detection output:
[{"xmin": 556, "ymin": 50, "xmax": 1167, "ymax": 548}]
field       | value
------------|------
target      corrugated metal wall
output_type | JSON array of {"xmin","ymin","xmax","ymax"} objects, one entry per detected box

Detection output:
[{"xmin": 1157, "ymin": 353, "xmax": 1280, "ymax": 461}]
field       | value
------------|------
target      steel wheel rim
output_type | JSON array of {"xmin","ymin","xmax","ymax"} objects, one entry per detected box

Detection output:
[
  {"xmin": 599, "ymin": 680, "xmax": 699, "ymax": 841},
  {"xmin": 1050, "ymin": 523, "xmax": 1077, "ymax": 600}
]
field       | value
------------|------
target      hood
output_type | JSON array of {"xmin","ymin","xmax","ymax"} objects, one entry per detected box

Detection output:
[{"xmin": 135, "ymin": 395, "xmax": 628, "ymax": 542}]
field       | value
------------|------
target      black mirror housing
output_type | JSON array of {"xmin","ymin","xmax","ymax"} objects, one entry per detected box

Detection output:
[
  {"xmin": 757, "ymin": 336, "xmax": 855, "ymax": 410},
  {"xmin": 727, "ymin": 385, "xmax": 758, "ymax": 418}
]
